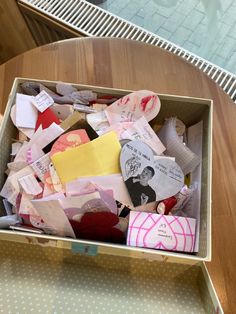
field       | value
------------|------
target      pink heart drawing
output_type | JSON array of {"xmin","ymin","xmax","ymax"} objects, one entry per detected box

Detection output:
[{"xmin": 127, "ymin": 211, "xmax": 196, "ymax": 252}]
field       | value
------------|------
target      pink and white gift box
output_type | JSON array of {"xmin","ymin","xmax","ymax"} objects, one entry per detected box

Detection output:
[{"xmin": 127, "ymin": 211, "xmax": 196, "ymax": 253}]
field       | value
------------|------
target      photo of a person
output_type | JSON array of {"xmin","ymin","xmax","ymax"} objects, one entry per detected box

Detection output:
[{"xmin": 125, "ymin": 166, "xmax": 156, "ymax": 207}]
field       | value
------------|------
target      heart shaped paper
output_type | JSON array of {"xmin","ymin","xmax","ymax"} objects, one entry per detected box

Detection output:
[
  {"xmin": 127, "ymin": 211, "xmax": 196, "ymax": 252},
  {"xmin": 120, "ymin": 140, "xmax": 184, "ymax": 207},
  {"xmin": 105, "ymin": 90, "xmax": 161, "ymax": 124}
]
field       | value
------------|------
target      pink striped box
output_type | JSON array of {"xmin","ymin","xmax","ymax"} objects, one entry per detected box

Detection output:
[{"xmin": 127, "ymin": 211, "xmax": 196, "ymax": 253}]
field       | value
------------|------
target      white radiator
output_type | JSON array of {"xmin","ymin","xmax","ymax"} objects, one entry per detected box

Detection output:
[{"xmin": 18, "ymin": 0, "xmax": 236, "ymax": 102}]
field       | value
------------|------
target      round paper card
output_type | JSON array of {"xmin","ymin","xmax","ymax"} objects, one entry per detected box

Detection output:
[
  {"xmin": 50, "ymin": 130, "xmax": 90, "ymax": 157},
  {"xmin": 120, "ymin": 140, "xmax": 184, "ymax": 207}
]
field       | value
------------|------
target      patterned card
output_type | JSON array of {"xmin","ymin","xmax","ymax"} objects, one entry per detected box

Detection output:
[{"xmin": 127, "ymin": 211, "xmax": 196, "ymax": 252}]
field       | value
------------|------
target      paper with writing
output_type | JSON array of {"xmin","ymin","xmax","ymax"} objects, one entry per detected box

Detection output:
[
  {"xmin": 14, "ymin": 123, "xmax": 64, "ymax": 164},
  {"xmin": 0, "ymin": 166, "xmax": 34, "ymax": 205},
  {"xmin": 120, "ymin": 117, "xmax": 165, "ymax": 155},
  {"xmin": 15, "ymin": 93, "xmax": 38, "ymax": 128},
  {"xmin": 18, "ymin": 173, "xmax": 43, "ymax": 195},
  {"xmin": 127, "ymin": 211, "xmax": 196, "ymax": 252},
  {"xmin": 32, "ymin": 90, "xmax": 54, "ymax": 112},
  {"xmin": 30, "ymin": 153, "xmax": 51, "ymax": 182},
  {"xmin": 31, "ymin": 199, "xmax": 75, "ymax": 238},
  {"xmin": 120, "ymin": 140, "xmax": 184, "ymax": 206},
  {"xmin": 51, "ymin": 132, "xmax": 121, "ymax": 183},
  {"xmin": 105, "ymin": 90, "xmax": 161, "ymax": 124}
]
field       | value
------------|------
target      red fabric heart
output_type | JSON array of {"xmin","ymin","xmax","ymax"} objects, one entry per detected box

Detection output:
[
  {"xmin": 35, "ymin": 107, "xmax": 60, "ymax": 130},
  {"xmin": 69, "ymin": 212, "xmax": 124, "ymax": 243}
]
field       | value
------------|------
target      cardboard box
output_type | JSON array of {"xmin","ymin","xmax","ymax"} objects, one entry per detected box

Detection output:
[
  {"xmin": 0, "ymin": 239, "xmax": 223, "ymax": 313},
  {"xmin": 0, "ymin": 78, "xmax": 212, "ymax": 263}
]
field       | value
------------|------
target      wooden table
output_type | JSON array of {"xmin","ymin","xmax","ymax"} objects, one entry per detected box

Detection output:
[{"xmin": 0, "ymin": 38, "xmax": 235, "ymax": 313}]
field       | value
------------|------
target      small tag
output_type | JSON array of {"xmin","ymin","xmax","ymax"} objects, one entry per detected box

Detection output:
[
  {"xmin": 30, "ymin": 153, "xmax": 51, "ymax": 182},
  {"xmin": 18, "ymin": 173, "xmax": 43, "ymax": 195},
  {"xmin": 32, "ymin": 90, "xmax": 54, "ymax": 112},
  {"xmin": 73, "ymin": 104, "xmax": 97, "ymax": 114},
  {"xmin": 71, "ymin": 243, "xmax": 98, "ymax": 256}
]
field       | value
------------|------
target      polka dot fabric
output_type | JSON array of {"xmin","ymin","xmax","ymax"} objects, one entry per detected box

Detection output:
[{"xmin": 0, "ymin": 240, "xmax": 213, "ymax": 314}]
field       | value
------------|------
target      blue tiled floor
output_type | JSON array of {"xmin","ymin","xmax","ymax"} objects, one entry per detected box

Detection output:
[{"xmin": 97, "ymin": 0, "xmax": 236, "ymax": 74}]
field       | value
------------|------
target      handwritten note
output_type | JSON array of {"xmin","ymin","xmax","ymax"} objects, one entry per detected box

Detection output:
[
  {"xmin": 32, "ymin": 90, "xmax": 54, "ymax": 112},
  {"xmin": 18, "ymin": 173, "xmax": 43, "ymax": 195},
  {"xmin": 120, "ymin": 117, "xmax": 165, "ymax": 155},
  {"xmin": 30, "ymin": 153, "xmax": 51, "ymax": 182},
  {"xmin": 105, "ymin": 90, "xmax": 161, "ymax": 124}
]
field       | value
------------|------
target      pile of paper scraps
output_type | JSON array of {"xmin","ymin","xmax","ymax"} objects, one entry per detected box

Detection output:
[{"xmin": 0, "ymin": 81, "xmax": 203, "ymax": 253}]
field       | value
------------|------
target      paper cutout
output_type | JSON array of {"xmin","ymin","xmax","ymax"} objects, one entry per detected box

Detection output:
[
  {"xmin": 120, "ymin": 141, "xmax": 184, "ymax": 206},
  {"xmin": 51, "ymin": 104, "xmax": 74, "ymax": 120},
  {"xmin": 51, "ymin": 132, "xmax": 121, "ymax": 183},
  {"xmin": 26, "ymin": 144, "xmax": 45, "ymax": 164},
  {"xmin": 32, "ymin": 90, "xmax": 54, "ymax": 112},
  {"xmin": 66, "ymin": 174, "xmax": 133, "ymax": 208},
  {"xmin": 49, "ymin": 163, "xmax": 63, "ymax": 192},
  {"xmin": 73, "ymin": 104, "xmax": 97, "ymax": 113},
  {"xmin": 35, "ymin": 107, "xmax": 60, "ymax": 130},
  {"xmin": 18, "ymin": 174, "xmax": 43, "ymax": 195},
  {"xmin": 60, "ymin": 111, "xmax": 85, "ymax": 131},
  {"xmin": 11, "ymin": 142, "xmax": 23, "ymax": 156},
  {"xmin": 185, "ymin": 120, "xmax": 203, "ymax": 252},
  {"xmin": 56, "ymin": 82, "xmax": 77, "ymax": 96},
  {"xmin": 15, "ymin": 94, "xmax": 38, "ymax": 128},
  {"xmin": 158, "ymin": 118, "xmax": 200, "ymax": 175},
  {"xmin": 11, "ymin": 105, "xmax": 35, "ymax": 138},
  {"xmin": 31, "ymin": 199, "xmax": 75, "ymax": 238},
  {"xmin": 105, "ymin": 90, "xmax": 161, "ymax": 124},
  {"xmin": 14, "ymin": 123, "xmax": 64, "ymax": 164},
  {"xmin": 127, "ymin": 211, "xmax": 196, "ymax": 252},
  {"xmin": 98, "ymin": 122, "xmax": 133, "ymax": 138},
  {"xmin": 120, "ymin": 117, "xmax": 165, "ymax": 155},
  {"xmin": 30, "ymin": 153, "xmax": 51, "ymax": 182},
  {"xmin": 0, "ymin": 166, "xmax": 35, "ymax": 205},
  {"xmin": 50, "ymin": 130, "xmax": 90, "ymax": 157},
  {"xmin": 86, "ymin": 110, "xmax": 110, "ymax": 135}
]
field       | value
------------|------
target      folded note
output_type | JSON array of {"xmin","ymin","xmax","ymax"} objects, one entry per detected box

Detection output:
[
  {"xmin": 32, "ymin": 90, "xmax": 54, "ymax": 112},
  {"xmin": 51, "ymin": 131, "xmax": 121, "ymax": 183}
]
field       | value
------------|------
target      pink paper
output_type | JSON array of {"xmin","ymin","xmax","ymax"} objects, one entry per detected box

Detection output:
[
  {"xmin": 127, "ymin": 211, "xmax": 196, "ymax": 252},
  {"xmin": 50, "ymin": 130, "xmax": 90, "ymax": 156},
  {"xmin": 120, "ymin": 117, "xmax": 165, "ymax": 155},
  {"xmin": 105, "ymin": 90, "xmax": 161, "ymax": 124}
]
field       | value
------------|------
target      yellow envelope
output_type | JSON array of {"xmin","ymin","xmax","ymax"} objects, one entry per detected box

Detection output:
[{"xmin": 51, "ymin": 131, "xmax": 121, "ymax": 183}]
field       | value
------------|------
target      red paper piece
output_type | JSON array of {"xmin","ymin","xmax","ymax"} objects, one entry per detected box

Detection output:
[
  {"xmin": 70, "ymin": 212, "xmax": 124, "ymax": 243},
  {"xmin": 35, "ymin": 107, "xmax": 60, "ymax": 130}
]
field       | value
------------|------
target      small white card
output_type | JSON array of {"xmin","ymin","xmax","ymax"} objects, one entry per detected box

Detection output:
[
  {"xmin": 18, "ymin": 173, "xmax": 43, "ymax": 195},
  {"xmin": 32, "ymin": 90, "xmax": 54, "ymax": 112},
  {"xmin": 30, "ymin": 153, "xmax": 51, "ymax": 182},
  {"xmin": 15, "ymin": 93, "xmax": 38, "ymax": 128}
]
